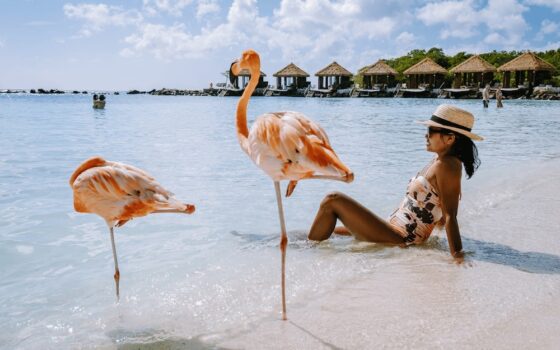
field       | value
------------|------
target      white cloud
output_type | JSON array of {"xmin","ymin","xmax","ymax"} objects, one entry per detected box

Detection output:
[
  {"xmin": 121, "ymin": 0, "xmax": 399, "ymax": 64},
  {"xmin": 537, "ymin": 19, "xmax": 559, "ymax": 40},
  {"xmin": 525, "ymin": 0, "xmax": 560, "ymax": 11},
  {"xmin": 541, "ymin": 41, "xmax": 560, "ymax": 50},
  {"xmin": 64, "ymin": 3, "xmax": 143, "ymax": 37},
  {"xmin": 417, "ymin": 0, "xmax": 529, "ymax": 46},
  {"xmin": 0, "ymin": 39, "xmax": 4, "ymax": 48},
  {"xmin": 484, "ymin": 32, "xmax": 505, "ymax": 45},
  {"xmin": 142, "ymin": 0, "xmax": 194, "ymax": 17},
  {"xmin": 122, "ymin": 21, "xmax": 238, "ymax": 60},
  {"xmin": 196, "ymin": 0, "xmax": 220, "ymax": 19},
  {"xmin": 480, "ymin": 0, "xmax": 528, "ymax": 46},
  {"xmin": 396, "ymin": 31, "xmax": 416, "ymax": 47},
  {"xmin": 417, "ymin": 0, "xmax": 479, "ymax": 38}
]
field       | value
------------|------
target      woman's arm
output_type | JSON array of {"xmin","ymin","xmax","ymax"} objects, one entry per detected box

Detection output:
[{"xmin": 435, "ymin": 158, "xmax": 463, "ymax": 260}]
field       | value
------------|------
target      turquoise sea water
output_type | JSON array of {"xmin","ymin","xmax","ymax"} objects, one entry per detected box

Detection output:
[{"xmin": 1, "ymin": 94, "xmax": 559, "ymax": 349}]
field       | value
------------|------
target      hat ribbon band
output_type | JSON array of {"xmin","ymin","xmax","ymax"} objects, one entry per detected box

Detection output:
[{"xmin": 430, "ymin": 115, "xmax": 471, "ymax": 132}]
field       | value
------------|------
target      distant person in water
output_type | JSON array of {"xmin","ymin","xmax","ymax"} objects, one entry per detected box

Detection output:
[
  {"xmin": 308, "ymin": 104, "xmax": 483, "ymax": 263},
  {"xmin": 93, "ymin": 94, "xmax": 106, "ymax": 109},
  {"xmin": 482, "ymin": 84, "xmax": 490, "ymax": 108},
  {"xmin": 496, "ymin": 86, "xmax": 503, "ymax": 108}
]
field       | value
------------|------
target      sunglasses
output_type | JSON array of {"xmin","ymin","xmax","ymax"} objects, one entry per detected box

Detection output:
[{"xmin": 428, "ymin": 127, "xmax": 454, "ymax": 136}]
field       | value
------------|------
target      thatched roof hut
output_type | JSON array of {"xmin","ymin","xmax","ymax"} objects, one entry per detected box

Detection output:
[
  {"xmin": 404, "ymin": 57, "xmax": 447, "ymax": 75},
  {"xmin": 236, "ymin": 69, "xmax": 267, "ymax": 76},
  {"xmin": 273, "ymin": 63, "xmax": 310, "ymax": 90},
  {"xmin": 228, "ymin": 69, "xmax": 267, "ymax": 89},
  {"xmin": 450, "ymin": 55, "xmax": 496, "ymax": 73},
  {"xmin": 497, "ymin": 52, "xmax": 555, "ymax": 72},
  {"xmin": 316, "ymin": 61, "xmax": 353, "ymax": 76},
  {"xmin": 363, "ymin": 60, "xmax": 398, "ymax": 76},
  {"xmin": 274, "ymin": 63, "xmax": 309, "ymax": 77},
  {"xmin": 403, "ymin": 57, "xmax": 447, "ymax": 89},
  {"xmin": 361, "ymin": 60, "xmax": 398, "ymax": 89},
  {"xmin": 497, "ymin": 52, "xmax": 556, "ymax": 88},
  {"xmin": 449, "ymin": 55, "xmax": 496, "ymax": 88},
  {"xmin": 315, "ymin": 61, "xmax": 353, "ymax": 89}
]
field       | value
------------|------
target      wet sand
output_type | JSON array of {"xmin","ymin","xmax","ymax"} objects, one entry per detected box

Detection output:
[{"xmin": 214, "ymin": 160, "xmax": 560, "ymax": 349}]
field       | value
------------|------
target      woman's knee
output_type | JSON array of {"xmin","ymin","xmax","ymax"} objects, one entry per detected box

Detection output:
[{"xmin": 320, "ymin": 191, "xmax": 346, "ymax": 209}]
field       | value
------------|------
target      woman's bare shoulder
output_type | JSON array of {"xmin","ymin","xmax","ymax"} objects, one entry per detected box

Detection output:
[{"xmin": 434, "ymin": 156, "xmax": 462, "ymax": 176}]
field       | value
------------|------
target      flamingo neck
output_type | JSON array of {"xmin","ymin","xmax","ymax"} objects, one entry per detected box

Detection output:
[{"xmin": 235, "ymin": 64, "xmax": 260, "ymax": 140}]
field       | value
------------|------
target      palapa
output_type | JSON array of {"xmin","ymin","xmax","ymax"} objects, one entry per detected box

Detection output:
[
  {"xmin": 497, "ymin": 52, "xmax": 556, "ymax": 72},
  {"xmin": 236, "ymin": 69, "xmax": 267, "ymax": 76},
  {"xmin": 363, "ymin": 60, "xmax": 398, "ymax": 76},
  {"xmin": 274, "ymin": 63, "xmax": 309, "ymax": 77},
  {"xmin": 450, "ymin": 55, "xmax": 496, "ymax": 73},
  {"xmin": 316, "ymin": 61, "xmax": 353, "ymax": 76},
  {"xmin": 404, "ymin": 57, "xmax": 447, "ymax": 75}
]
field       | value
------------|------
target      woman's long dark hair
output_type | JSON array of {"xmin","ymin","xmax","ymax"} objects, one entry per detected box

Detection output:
[{"xmin": 447, "ymin": 132, "xmax": 481, "ymax": 179}]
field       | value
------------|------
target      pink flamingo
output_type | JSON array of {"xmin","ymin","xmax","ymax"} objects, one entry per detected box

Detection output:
[
  {"xmin": 230, "ymin": 49, "xmax": 353, "ymax": 320},
  {"xmin": 69, "ymin": 156, "xmax": 195, "ymax": 299}
]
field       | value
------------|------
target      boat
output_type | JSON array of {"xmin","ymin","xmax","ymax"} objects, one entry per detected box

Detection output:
[
  {"xmin": 395, "ymin": 87, "xmax": 431, "ymax": 98},
  {"xmin": 442, "ymin": 87, "xmax": 479, "ymax": 99}
]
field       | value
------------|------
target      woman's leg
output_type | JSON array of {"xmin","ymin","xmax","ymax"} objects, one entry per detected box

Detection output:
[{"xmin": 308, "ymin": 192, "xmax": 404, "ymax": 244}]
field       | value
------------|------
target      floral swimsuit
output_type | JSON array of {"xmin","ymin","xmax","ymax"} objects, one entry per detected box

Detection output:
[{"xmin": 388, "ymin": 173, "xmax": 443, "ymax": 245}]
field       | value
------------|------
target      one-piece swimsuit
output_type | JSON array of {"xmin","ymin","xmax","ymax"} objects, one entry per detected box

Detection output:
[{"xmin": 388, "ymin": 163, "xmax": 443, "ymax": 244}]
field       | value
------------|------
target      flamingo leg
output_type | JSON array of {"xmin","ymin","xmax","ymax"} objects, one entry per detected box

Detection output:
[
  {"xmin": 109, "ymin": 227, "xmax": 120, "ymax": 301},
  {"xmin": 274, "ymin": 181, "xmax": 288, "ymax": 321}
]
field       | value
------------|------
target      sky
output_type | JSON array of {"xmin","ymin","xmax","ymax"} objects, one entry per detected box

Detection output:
[{"xmin": 0, "ymin": 0, "xmax": 559, "ymax": 90}]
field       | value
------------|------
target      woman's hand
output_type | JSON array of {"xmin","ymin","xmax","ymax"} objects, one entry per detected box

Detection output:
[
  {"xmin": 452, "ymin": 250, "xmax": 465, "ymax": 264},
  {"xmin": 451, "ymin": 250, "xmax": 473, "ymax": 267}
]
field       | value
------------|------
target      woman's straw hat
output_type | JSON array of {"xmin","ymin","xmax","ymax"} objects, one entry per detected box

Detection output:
[{"xmin": 416, "ymin": 104, "xmax": 483, "ymax": 141}]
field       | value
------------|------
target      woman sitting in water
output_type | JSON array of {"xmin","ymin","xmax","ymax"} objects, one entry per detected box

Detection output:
[{"xmin": 308, "ymin": 104, "xmax": 483, "ymax": 262}]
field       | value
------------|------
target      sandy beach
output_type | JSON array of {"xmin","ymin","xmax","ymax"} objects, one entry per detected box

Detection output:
[{"xmin": 209, "ymin": 159, "xmax": 560, "ymax": 350}]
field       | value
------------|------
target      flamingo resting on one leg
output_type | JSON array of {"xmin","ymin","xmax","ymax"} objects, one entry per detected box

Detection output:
[
  {"xmin": 69, "ymin": 156, "xmax": 195, "ymax": 300},
  {"xmin": 230, "ymin": 50, "xmax": 353, "ymax": 320}
]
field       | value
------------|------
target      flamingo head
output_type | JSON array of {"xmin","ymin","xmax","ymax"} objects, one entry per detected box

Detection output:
[{"xmin": 229, "ymin": 49, "xmax": 260, "ymax": 84}]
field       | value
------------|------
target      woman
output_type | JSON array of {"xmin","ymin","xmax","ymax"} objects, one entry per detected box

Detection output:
[
  {"xmin": 308, "ymin": 104, "xmax": 483, "ymax": 262},
  {"xmin": 496, "ymin": 86, "xmax": 503, "ymax": 108}
]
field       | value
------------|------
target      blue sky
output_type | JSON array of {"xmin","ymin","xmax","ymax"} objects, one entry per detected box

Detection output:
[{"xmin": 0, "ymin": 0, "xmax": 559, "ymax": 90}]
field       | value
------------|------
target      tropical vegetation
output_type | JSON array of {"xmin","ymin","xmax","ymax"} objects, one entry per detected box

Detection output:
[{"xmin": 355, "ymin": 48, "xmax": 560, "ymax": 87}]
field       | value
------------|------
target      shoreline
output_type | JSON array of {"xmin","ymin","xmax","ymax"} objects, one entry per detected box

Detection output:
[
  {"xmin": 2, "ymin": 87, "xmax": 560, "ymax": 100},
  {"xmin": 211, "ymin": 158, "xmax": 560, "ymax": 349}
]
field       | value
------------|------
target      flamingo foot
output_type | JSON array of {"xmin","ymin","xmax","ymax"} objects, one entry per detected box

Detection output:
[{"xmin": 285, "ymin": 181, "xmax": 298, "ymax": 197}]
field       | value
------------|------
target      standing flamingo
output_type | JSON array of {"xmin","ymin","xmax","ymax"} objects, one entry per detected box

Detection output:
[
  {"xmin": 230, "ymin": 50, "xmax": 353, "ymax": 320},
  {"xmin": 69, "ymin": 156, "xmax": 195, "ymax": 299}
]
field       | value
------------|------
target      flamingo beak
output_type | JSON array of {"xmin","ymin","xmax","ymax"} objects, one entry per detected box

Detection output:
[{"xmin": 229, "ymin": 61, "xmax": 238, "ymax": 85}]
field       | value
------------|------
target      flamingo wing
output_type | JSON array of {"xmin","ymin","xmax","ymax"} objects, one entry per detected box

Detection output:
[
  {"xmin": 71, "ymin": 162, "xmax": 189, "ymax": 225},
  {"xmin": 248, "ymin": 111, "xmax": 351, "ymax": 181}
]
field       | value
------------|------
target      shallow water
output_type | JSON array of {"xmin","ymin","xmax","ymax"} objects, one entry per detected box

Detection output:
[{"xmin": 0, "ymin": 94, "xmax": 559, "ymax": 349}]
